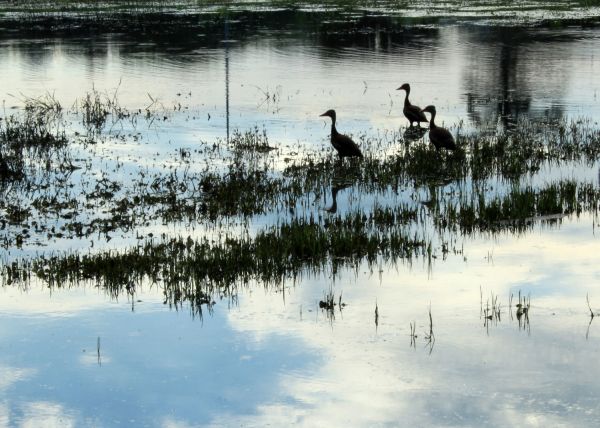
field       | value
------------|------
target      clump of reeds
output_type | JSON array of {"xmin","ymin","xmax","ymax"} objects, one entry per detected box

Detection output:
[
  {"xmin": 318, "ymin": 288, "xmax": 346, "ymax": 322},
  {"xmin": 78, "ymin": 83, "xmax": 129, "ymax": 131},
  {"xmin": 229, "ymin": 127, "xmax": 275, "ymax": 153},
  {"xmin": 509, "ymin": 290, "xmax": 531, "ymax": 331},
  {"xmin": 319, "ymin": 288, "xmax": 336, "ymax": 311},
  {"xmin": 409, "ymin": 321, "xmax": 417, "ymax": 348},
  {"xmin": 481, "ymin": 286, "xmax": 502, "ymax": 328},
  {"xmin": 23, "ymin": 92, "xmax": 62, "ymax": 118},
  {"xmin": 515, "ymin": 291, "xmax": 530, "ymax": 319},
  {"xmin": 0, "ymin": 102, "xmax": 68, "ymax": 180},
  {"xmin": 0, "ymin": 113, "xmax": 67, "ymax": 151}
]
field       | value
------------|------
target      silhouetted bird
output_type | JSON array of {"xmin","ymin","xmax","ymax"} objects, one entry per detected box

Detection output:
[
  {"xmin": 0, "ymin": 153, "xmax": 9, "ymax": 178},
  {"xmin": 397, "ymin": 83, "xmax": 428, "ymax": 127},
  {"xmin": 421, "ymin": 105, "xmax": 456, "ymax": 151},
  {"xmin": 320, "ymin": 109, "xmax": 363, "ymax": 159}
]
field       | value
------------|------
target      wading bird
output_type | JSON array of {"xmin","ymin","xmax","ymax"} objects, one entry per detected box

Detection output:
[
  {"xmin": 421, "ymin": 105, "xmax": 456, "ymax": 151},
  {"xmin": 397, "ymin": 83, "xmax": 428, "ymax": 127},
  {"xmin": 320, "ymin": 109, "xmax": 363, "ymax": 159},
  {"xmin": 0, "ymin": 153, "xmax": 10, "ymax": 178}
]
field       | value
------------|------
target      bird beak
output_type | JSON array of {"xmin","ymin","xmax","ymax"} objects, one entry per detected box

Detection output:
[
  {"xmin": 396, "ymin": 87, "xmax": 402, "ymax": 90},
  {"xmin": 319, "ymin": 113, "xmax": 327, "ymax": 117}
]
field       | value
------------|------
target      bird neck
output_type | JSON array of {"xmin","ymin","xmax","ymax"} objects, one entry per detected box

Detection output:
[
  {"xmin": 428, "ymin": 112, "xmax": 437, "ymax": 128},
  {"xmin": 403, "ymin": 89, "xmax": 411, "ymax": 106},
  {"xmin": 331, "ymin": 120, "xmax": 338, "ymax": 136}
]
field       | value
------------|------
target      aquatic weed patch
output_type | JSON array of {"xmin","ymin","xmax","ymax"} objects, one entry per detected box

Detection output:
[
  {"xmin": 0, "ymin": 108, "xmax": 69, "ymax": 180},
  {"xmin": 468, "ymin": 119, "xmax": 600, "ymax": 179},
  {"xmin": 2, "ymin": 212, "xmax": 427, "ymax": 309},
  {"xmin": 2, "ymin": 99, "xmax": 600, "ymax": 313},
  {"xmin": 434, "ymin": 180, "xmax": 597, "ymax": 234},
  {"xmin": 1, "ymin": 112, "xmax": 600, "ymax": 249},
  {"xmin": 4, "ymin": 175, "xmax": 600, "ymax": 309}
]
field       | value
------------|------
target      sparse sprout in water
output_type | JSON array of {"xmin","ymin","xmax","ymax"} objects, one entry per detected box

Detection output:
[
  {"xmin": 410, "ymin": 321, "xmax": 417, "ymax": 348},
  {"xmin": 424, "ymin": 305, "xmax": 435, "ymax": 354}
]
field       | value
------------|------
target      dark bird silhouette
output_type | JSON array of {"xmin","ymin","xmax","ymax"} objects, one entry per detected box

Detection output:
[
  {"xmin": 320, "ymin": 109, "xmax": 363, "ymax": 159},
  {"xmin": 397, "ymin": 83, "xmax": 428, "ymax": 127},
  {"xmin": 421, "ymin": 105, "xmax": 456, "ymax": 151},
  {"xmin": 0, "ymin": 153, "xmax": 10, "ymax": 178}
]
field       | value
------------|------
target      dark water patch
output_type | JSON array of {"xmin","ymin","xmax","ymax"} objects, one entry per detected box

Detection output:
[{"xmin": 1, "ymin": 7, "xmax": 599, "ymax": 45}]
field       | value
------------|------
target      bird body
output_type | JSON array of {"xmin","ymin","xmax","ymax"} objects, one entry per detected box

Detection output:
[
  {"xmin": 320, "ymin": 109, "xmax": 363, "ymax": 158},
  {"xmin": 421, "ymin": 105, "xmax": 456, "ymax": 151},
  {"xmin": 0, "ymin": 153, "xmax": 10, "ymax": 178},
  {"xmin": 397, "ymin": 83, "xmax": 428, "ymax": 127}
]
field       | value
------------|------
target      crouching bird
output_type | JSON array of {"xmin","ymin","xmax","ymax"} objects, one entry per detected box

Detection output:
[
  {"xmin": 421, "ymin": 105, "xmax": 456, "ymax": 151},
  {"xmin": 320, "ymin": 109, "xmax": 363, "ymax": 159}
]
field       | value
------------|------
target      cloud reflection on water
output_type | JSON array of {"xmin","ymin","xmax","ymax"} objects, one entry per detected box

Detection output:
[{"xmin": 214, "ymin": 215, "xmax": 600, "ymax": 427}]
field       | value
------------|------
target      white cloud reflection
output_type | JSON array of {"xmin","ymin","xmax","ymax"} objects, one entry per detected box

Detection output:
[
  {"xmin": 19, "ymin": 402, "xmax": 75, "ymax": 428},
  {"xmin": 206, "ymin": 216, "xmax": 600, "ymax": 427},
  {"xmin": 0, "ymin": 367, "xmax": 34, "ymax": 391}
]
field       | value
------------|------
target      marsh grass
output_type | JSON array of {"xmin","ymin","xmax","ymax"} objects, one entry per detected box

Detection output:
[
  {"xmin": 1, "ymin": 214, "xmax": 427, "ymax": 310},
  {"xmin": 0, "ymin": 113, "xmax": 66, "ymax": 151},
  {"xmin": 78, "ymin": 84, "xmax": 135, "ymax": 132},
  {"xmin": 229, "ymin": 127, "xmax": 275, "ymax": 153},
  {"xmin": 409, "ymin": 321, "xmax": 417, "ymax": 347},
  {"xmin": 512, "ymin": 291, "xmax": 531, "ymax": 331},
  {"xmin": 0, "ymin": 103, "xmax": 68, "ymax": 180},
  {"xmin": 2, "ymin": 95, "xmax": 600, "ymax": 313},
  {"xmin": 424, "ymin": 305, "xmax": 435, "ymax": 353},
  {"xmin": 1, "ymin": 115, "xmax": 599, "ymax": 240},
  {"xmin": 319, "ymin": 287, "xmax": 345, "ymax": 321},
  {"xmin": 481, "ymin": 288, "xmax": 502, "ymax": 331},
  {"xmin": 81, "ymin": 89, "xmax": 112, "ymax": 130}
]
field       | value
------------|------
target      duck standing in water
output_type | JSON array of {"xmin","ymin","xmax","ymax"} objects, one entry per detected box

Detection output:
[
  {"xmin": 421, "ymin": 105, "xmax": 456, "ymax": 151},
  {"xmin": 320, "ymin": 109, "xmax": 363, "ymax": 159},
  {"xmin": 397, "ymin": 83, "xmax": 428, "ymax": 128}
]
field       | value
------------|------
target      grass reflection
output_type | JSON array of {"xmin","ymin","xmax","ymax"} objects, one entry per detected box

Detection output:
[{"xmin": 2, "ymin": 92, "xmax": 600, "ymax": 316}]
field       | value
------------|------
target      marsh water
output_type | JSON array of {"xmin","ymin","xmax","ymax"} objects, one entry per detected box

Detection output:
[{"xmin": 2, "ymin": 8, "xmax": 600, "ymax": 427}]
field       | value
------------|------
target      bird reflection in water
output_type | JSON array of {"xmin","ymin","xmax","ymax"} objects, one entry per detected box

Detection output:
[
  {"xmin": 325, "ymin": 181, "xmax": 352, "ymax": 214},
  {"xmin": 403, "ymin": 125, "xmax": 427, "ymax": 142}
]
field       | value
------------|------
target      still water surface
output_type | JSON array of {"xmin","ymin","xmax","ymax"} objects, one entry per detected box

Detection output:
[{"xmin": 1, "ymin": 11, "xmax": 600, "ymax": 427}]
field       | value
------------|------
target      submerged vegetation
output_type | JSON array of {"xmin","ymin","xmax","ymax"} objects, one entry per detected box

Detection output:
[
  {"xmin": 1, "ymin": 0, "xmax": 600, "ymax": 317},
  {"xmin": 1, "ymin": 85, "xmax": 600, "ymax": 315},
  {"xmin": 0, "ymin": 95, "xmax": 68, "ymax": 181}
]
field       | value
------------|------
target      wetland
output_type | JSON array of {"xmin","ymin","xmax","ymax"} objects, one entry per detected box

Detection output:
[{"xmin": 1, "ymin": 2, "xmax": 600, "ymax": 426}]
